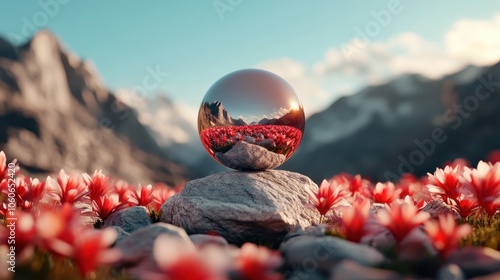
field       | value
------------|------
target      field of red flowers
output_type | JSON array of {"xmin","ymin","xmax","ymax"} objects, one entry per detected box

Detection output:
[
  {"xmin": 200, "ymin": 125, "xmax": 302, "ymax": 157},
  {"xmin": 1, "ymin": 150, "xmax": 499, "ymax": 279}
]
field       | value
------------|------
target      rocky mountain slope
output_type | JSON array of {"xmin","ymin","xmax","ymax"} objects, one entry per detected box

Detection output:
[
  {"xmin": 0, "ymin": 31, "xmax": 187, "ymax": 184},
  {"xmin": 282, "ymin": 63, "xmax": 500, "ymax": 182},
  {"xmin": 198, "ymin": 101, "xmax": 247, "ymax": 129}
]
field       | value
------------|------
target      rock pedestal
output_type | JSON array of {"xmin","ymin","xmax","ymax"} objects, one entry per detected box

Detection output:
[
  {"xmin": 159, "ymin": 170, "xmax": 319, "ymax": 246},
  {"xmin": 215, "ymin": 141, "xmax": 286, "ymax": 170}
]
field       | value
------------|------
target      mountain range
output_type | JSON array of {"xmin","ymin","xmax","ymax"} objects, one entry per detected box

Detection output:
[
  {"xmin": 281, "ymin": 63, "xmax": 500, "ymax": 182},
  {"xmin": 197, "ymin": 100, "xmax": 305, "ymax": 130},
  {"xmin": 0, "ymin": 31, "xmax": 187, "ymax": 185}
]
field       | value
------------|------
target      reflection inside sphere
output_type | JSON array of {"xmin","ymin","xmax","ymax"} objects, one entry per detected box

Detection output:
[{"xmin": 198, "ymin": 69, "xmax": 305, "ymax": 170}]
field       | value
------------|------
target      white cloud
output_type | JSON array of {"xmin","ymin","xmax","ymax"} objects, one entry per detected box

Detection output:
[
  {"xmin": 445, "ymin": 14, "xmax": 500, "ymax": 66},
  {"xmin": 256, "ymin": 13, "xmax": 500, "ymax": 115},
  {"xmin": 256, "ymin": 58, "xmax": 330, "ymax": 116},
  {"xmin": 318, "ymin": 32, "xmax": 464, "ymax": 83}
]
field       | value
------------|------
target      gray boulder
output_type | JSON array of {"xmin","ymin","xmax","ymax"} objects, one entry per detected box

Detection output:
[
  {"xmin": 330, "ymin": 260, "xmax": 403, "ymax": 280},
  {"xmin": 280, "ymin": 236, "xmax": 388, "ymax": 273},
  {"xmin": 283, "ymin": 270, "xmax": 328, "ymax": 280},
  {"xmin": 115, "ymin": 223, "xmax": 193, "ymax": 269},
  {"xmin": 103, "ymin": 206, "xmax": 151, "ymax": 233},
  {"xmin": 469, "ymin": 272, "xmax": 500, "ymax": 280},
  {"xmin": 361, "ymin": 226, "xmax": 397, "ymax": 253},
  {"xmin": 436, "ymin": 264, "xmax": 466, "ymax": 280},
  {"xmin": 447, "ymin": 247, "xmax": 500, "ymax": 278},
  {"xmin": 189, "ymin": 234, "xmax": 228, "ymax": 247},
  {"xmin": 398, "ymin": 227, "xmax": 437, "ymax": 260},
  {"xmin": 215, "ymin": 141, "xmax": 285, "ymax": 170},
  {"xmin": 282, "ymin": 225, "xmax": 330, "ymax": 244},
  {"xmin": 159, "ymin": 170, "xmax": 319, "ymax": 246},
  {"xmin": 110, "ymin": 226, "xmax": 130, "ymax": 244}
]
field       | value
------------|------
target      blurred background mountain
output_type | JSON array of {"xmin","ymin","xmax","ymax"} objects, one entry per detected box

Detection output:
[
  {"xmin": 283, "ymin": 63, "xmax": 500, "ymax": 182},
  {"xmin": 0, "ymin": 32, "xmax": 188, "ymax": 185},
  {"xmin": 1, "ymin": 2, "xmax": 499, "ymax": 184}
]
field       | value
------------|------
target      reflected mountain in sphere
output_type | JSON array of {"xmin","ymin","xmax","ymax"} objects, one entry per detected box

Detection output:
[{"xmin": 198, "ymin": 69, "xmax": 305, "ymax": 170}]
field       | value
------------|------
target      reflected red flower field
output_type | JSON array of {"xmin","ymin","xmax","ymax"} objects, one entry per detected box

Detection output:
[{"xmin": 200, "ymin": 125, "xmax": 302, "ymax": 164}]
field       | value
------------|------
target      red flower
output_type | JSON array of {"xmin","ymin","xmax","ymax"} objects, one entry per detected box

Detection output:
[
  {"xmin": 150, "ymin": 235, "xmax": 223, "ymax": 280},
  {"xmin": 0, "ymin": 151, "xmax": 7, "ymax": 181},
  {"xmin": 15, "ymin": 176, "xmax": 46, "ymax": 211},
  {"xmin": 150, "ymin": 184, "xmax": 176, "ymax": 213},
  {"xmin": 332, "ymin": 174, "xmax": 371, "ymax": 199},
  {"xmin": 35, "ymin": 203, "xmax": 120, "ymax": 276},
  {"xmin": 0, "ymin": 151, "xmax": 18, "ymax": 182},
  {"xmin": 463, "ymin": 161, "xmax": 500, "ymax": 216},
  {"xmin": 36, "ymin": 203, "xmax": 82, "ymax": 250},
  {"xmin": 425, "ymin": 214, "xmax": 471, "ymax": 259},
  {"xmin": 427, "ymin": 166, "xmax": 464, "ymax": 201},
  {"xmin": 128, "ymin": 184, "xmax": 156, "ymax": 210},
  {"xmin": 340, "ymin": 199, "xmax": 370, "ymax": 242},
  {"xmin": 373, "ymin": 182, "xmax": 401, "ymax": 204},
  {"xmin": 162, "ymin": 256, "xmax": 220, "ymax": 280},
  {"xmin": 112, "ymin": 180, "xmax": 132, "ymax": 204},
  {"xmin": 396, "ymin": 174, "xmax": 424, "ymax": 200},
  {"xmin": 306, "ymin": 179, "xmax": 347, "ymax": 219},
  {"xmin": 83, "ymin": 170, "xmax": 112, "ymax": 202},
  {"xmin": 50, "ymin": 227, "xmax": 121, "ymax": 277},
  {"xmin": 453, "ymin": 195, "xmax": 479, "ymax": 218},
  {"xmin": 403, "ymin": 195, "xmax": 427, "ymax": 210},
  {"xmin": 0, "ymin": 202, "xmax": 6, "ymax": 217},
  {"xmin": 46, "ymin": 170, "xmax": 89, "ymax": 205},
  {"xmin": 92, "ymin": 194, "xmax": 127, "ymax": 221},
  {"xmin": 235, "ymin": 243, "xmax": 282, "ymax": 280},
  {"xmin": 0, "ymin": 211, "xmax": 37, "ymax": 261},
  {"xmin": 377, "ymin": 202, "xmax": 430, "ymax": 242}
]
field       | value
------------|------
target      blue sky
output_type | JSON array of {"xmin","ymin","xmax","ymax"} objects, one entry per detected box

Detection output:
[{"xmin": 1, "ymin": 1, "xmax": 499, "ymax": 115}]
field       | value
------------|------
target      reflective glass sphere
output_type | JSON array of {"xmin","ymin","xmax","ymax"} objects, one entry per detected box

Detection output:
[{"xmin": 198, "ymin": 69, "xmax": 305, "ymax": 170}]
